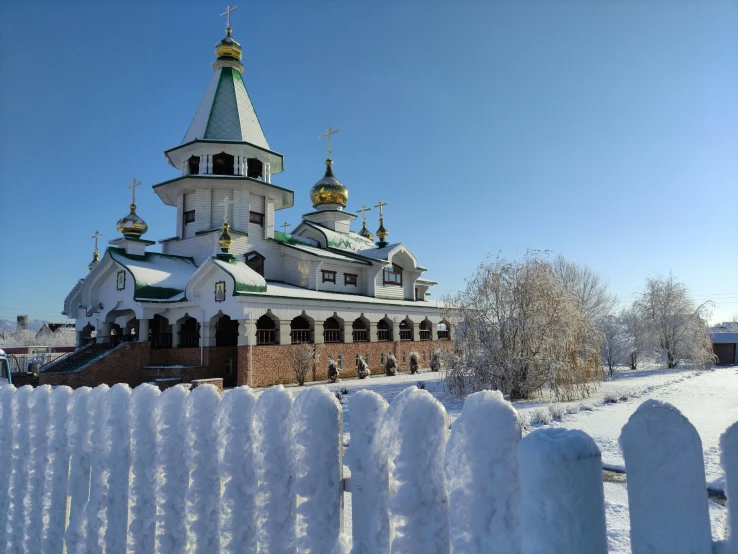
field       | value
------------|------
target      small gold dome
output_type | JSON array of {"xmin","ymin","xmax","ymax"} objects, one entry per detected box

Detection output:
[
  {"xmin": 215, "ymin": 28, "xmax": 242, "ymax": 61},
  {"xmin": 117, "ymin": 204, "xmax": 148, "ymax": 239},
  {"xmin": 310, "ymin": 160, "xmax": 348, "ymax": 208},
  {"xmin": 358, "ymin": 223, "xmax": 374, "ymax": 241},
  {"xmin": 219, "ymin": 223, "xmax": 233, "ymax": 253}
]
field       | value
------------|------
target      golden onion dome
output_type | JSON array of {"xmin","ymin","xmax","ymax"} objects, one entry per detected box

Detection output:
[
  {"xmin": 310, "ymin": 160, "xmax": 348, "ymax": 209},
  {"xmin": 117, "ymin": 204, "xmax": 149, "ymax": 239},
  {"xmin": 215, "ymin": 28, "xmax": 242, "ymax": 61},
  {"xmin": 358, "ymin": 223, "xmax": 374, "ymax": 241}
]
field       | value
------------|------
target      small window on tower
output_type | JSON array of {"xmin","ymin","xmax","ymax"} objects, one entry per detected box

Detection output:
[
  {"xmin": 247, "ymin": 158, "xmax": 263, "ymax": 179},
  {"xmin": 184, "ymin": 210, "xmax": 196, "ymax": 225},
  {"xmin": 249, "ymin": 212, "xmax": 264, "ymax": 226},
  {"xmin": 188, "ymin": 156, "xmax": 200, "ymax": 175},
  {"xmin": 212, "ymin": 152, "xmax": 235, "ymax": 176}
]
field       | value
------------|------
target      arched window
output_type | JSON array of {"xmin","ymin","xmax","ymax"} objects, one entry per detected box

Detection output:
[
  {"xmin": 383, "ymin": 263, "xmax": 403, "ymax": 286},
  {"xmin": 212, "ymin": 152, "xmax": 235, "ymax": 176},
  {"xmin": 245, "ymin": 251, "xmax": 265, "ymax": 276},
  {"xmin": 247, "ymin": 158, "xmax": 263, "ymax": 179},
  {"xmin": 290, "ymin": 315, "xmax": 311, "ymax": 344},
  {"xmin": 256, "ymin": 314, "xmax": 277, "ymax": 345},
  {"xmin": 324, "ymin": 317, "xmax": 341, "ymax": 343},
  {"xmin": 188, "ymin": 156, "xmax": 200, "ymax": 175}
]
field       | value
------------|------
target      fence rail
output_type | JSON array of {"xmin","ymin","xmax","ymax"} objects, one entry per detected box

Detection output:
[{"xmin": 0, "ymin": 383, "xmax": 734, "ymax": 553}]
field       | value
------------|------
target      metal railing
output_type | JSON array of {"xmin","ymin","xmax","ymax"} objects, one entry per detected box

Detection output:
[
  {"xmin": 420, "ymin": 330, "xmax": 432, "ymax": 341},
  {"xmin": 256, "ymin": 330, "xmax": 276, "ymax": 345},
  {"xmin": 377, "ymin": 329, "xmax": 390, "ymax": 342},
  {"xmin": 324, "ymin": 330, "xmax": 341, "ymax": 343},
  {"xmin": 180, "ymin": 331, "xmax": 200, "ymax": 348},
  {"xmin": 438, "ymin": 330, "xmax": 450, "ymax": 340},
  {"xmin": 352, "ymin": 330, "xmax": 368, "ymax": 342},
  {"xmin": 291, "ymin": 330, "xmax": 311, "ymax": 344},
  {"xmin": 399, "ymin": 330, "xmax": 413, "ymax": 341},
  {"xmin": 152, "ymin": 333, "xmax": 172, "ymax": 349},
  {"xmin": 216, "ymin": 330, "xmax": 238, "ymax": 347}
]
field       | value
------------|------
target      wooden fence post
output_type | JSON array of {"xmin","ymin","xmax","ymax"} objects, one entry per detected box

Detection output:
[
  {"xmin": 517, "ymin": 428, "xmax": 607, "ymax": 554},
  {"xmin": 344, "ymin": 390, "xmax": 389, "ymax": 554},
  {"xmin": 720, "ymin": 421, "xmax": 738, "ymax": 553},
  {"xmin": 620, "ymin": 399, "xmax": 712, "ymax": 554},
  {"xmin": 445, "ymin": 390, "xmax": 522, "ymax": 554}
]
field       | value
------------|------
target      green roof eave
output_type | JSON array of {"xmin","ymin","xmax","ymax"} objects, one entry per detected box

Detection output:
[
  {"xmin": 107, "ymin": 247, "xmax": 195, "ymax": 301},
  {"xmin": 152, "ymin": 174, "xmax": 294, "ymax": 195},
  {"xmin": 302, "ymin": 209, "xmax": 358, "ymax": 219},
  {"xmin": 272, "ymin": 239, "xmax": 371, "ymax": 265},
  {"xmin": 215, "ymin": 258, "xmax": 268, "ymax": 294},
  {"xmin": 164, "ymin": 139, "xmax": 283, "ymax": 165},
  {"xmin": 195, "ymin": 227, "xmax": 248, "ymax": 237}
]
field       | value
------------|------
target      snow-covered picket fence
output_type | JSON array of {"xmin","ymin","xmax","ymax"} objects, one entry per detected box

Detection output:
[{"xmin": 0, "ymin": 383, "xmax": 735, "ymax": 553}]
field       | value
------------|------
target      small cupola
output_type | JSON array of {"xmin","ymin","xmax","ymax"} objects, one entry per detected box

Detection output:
[
  {"xmin": 375, "ymin": 200, "xmax": 389, "ymax": 248},
  {"xmin": 88, "ymin": 230, "xmax": 102, "ymax": 271},
  {"xmin": 109, "ymin": 179, "xmax": 155, "ymax": 256},
  {"xmin": 215, "ymin": 28, "xmax": 242, "ymax": 62}
]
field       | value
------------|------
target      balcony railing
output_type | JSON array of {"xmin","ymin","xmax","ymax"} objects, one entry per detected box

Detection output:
[
  {"xmin": 377, "ymin": 329, "xmax": 389, "ymax": 342},
  {"xmin": 399, "ymin": 329, "xmax": 413, "ymax": 341},
  {"xmin": 438, "ymin": 330, "xmax": 450, "ymax": 340},
  {"xmin": 352, "ymin": 329, "xmax": 368, "ymax": 342},
  {"xmin": 152, "ymin": 333, "xmax": 172, "ymax": 349},
  {"xmin": 324, "ymin": 330, "xmax": 341, "ymax": 343},
  {"xmin": 291, "ymin": 330, "xmax": 311, "ymax": 344},
  {"xmin": 216, "ymin": 330, "xmax": 238, "ymax": 347},
  {"xmin": 180, "ymin": 331, "xmax": 200, "ymax": 348},
  {"xmin": 256, "ymin": 330, "xmax": 276, "ymax": 345},
  {"xmin": 420, "ymin": 330, "xmax": 432, "ymax": 341}
]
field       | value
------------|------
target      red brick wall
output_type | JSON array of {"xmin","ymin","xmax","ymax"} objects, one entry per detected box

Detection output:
[{"xmin": 238, "ymin": 340, "xmax": 455, "ymax": 388}]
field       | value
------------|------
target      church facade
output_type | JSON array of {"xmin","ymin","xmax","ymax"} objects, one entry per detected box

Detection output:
[{"xmin": 46, "ymin": 21, "xmax": 452, "ymax": 389}]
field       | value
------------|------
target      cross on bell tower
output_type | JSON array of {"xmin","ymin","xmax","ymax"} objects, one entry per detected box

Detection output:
[{"xmin": 375, "ymin": 200, "xmax": 389, "ymax": 248}]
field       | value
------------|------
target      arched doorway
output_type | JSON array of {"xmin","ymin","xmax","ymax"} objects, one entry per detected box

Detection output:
[
  {"xmin": 179, "ymin": 316, "xmax": 200, "ymax": 347},
  {"xmin": 215, "ymin": 315, "xmax": 239, "ymax": 346},
  {"xmin": 419, "ymin": 319, "xmax": 432, "ymax": 341},
  {"xmin": 151, "ymin": 315, "xmax": 172, "ymax": 348}
]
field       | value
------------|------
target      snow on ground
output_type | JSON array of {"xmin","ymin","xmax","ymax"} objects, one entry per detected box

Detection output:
[{"xmin": 256, "ymin": 364, "xmax": 737, "ymax": 552}]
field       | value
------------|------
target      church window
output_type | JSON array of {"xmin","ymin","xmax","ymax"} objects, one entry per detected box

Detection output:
[
  {"xmin": 383, "ymin": 264, "xmax": 403, "ymax": 286},
  {"xmin": 344, "ymin": 273, "xmax": 357, "ymax": 286},
  {"xmin": 212, "ymin": 152, "xmax": 235, "ymax": 176},
  {"xmin": 381, "ymin": 352, "xmax": 385, "ymax": 365},
  {"xmin": 250, "ymin": 211, "xmax": 264, "ymax": 226},
  {"xmin": 184, "ymin": 210, "xmax": 196, "ymax": 225},
  {"xmin": 247, "ymin": 158, "xmax": 263, "ymax": 179},
  {"xmin": 337, "ymin": 354, "xmax": 343, "ymax": 370},
  {"xmin": 188, "ymin": 156, "xmax": 200, "ymax": 175},
  {"xmin": 322, "ymin": 270, "xmax": 336, "ymax": 284},
  {"xmin": 245, "ymin": 251, "xmax": 264, "ymax": 276}
]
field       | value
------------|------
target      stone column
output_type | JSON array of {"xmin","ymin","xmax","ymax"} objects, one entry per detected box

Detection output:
[
  {"xmin": 172, "ymin": 323, "xmax": 182, "ymax": 348},
  {"xmin": 412, "ymin": 325, "xmax": 420, "ymax": 342},
  {"xmin": 206, "ymin": 154, "xmax": 213, "ymax": 174},
  {"xmin": 98, "ymin": 322, "xmax": 112, "ymax": 344},
  {"xmin": 264, "ymin": 163, "xmax": 271, "ymax": 183},
  {"xmin": 233, "ymin": 156, "xmax": 241, "ymax": 176},
  {"xmin": 200, "ymin": 322, "xmax": 216, "ymax": 347},
  {"xmin": 237, "ymin": 319, "xmax": 256, "ymax": 347},
  {"xmin": 279, "ymin": 320, "xmax": 292, "ymax": 345},
  {"xmin": 343, "ymin": 325, "xmax": 353, "ymax": 344},
  {"xmin": 431, "ymin": 324, "xmax": 439, "ymax": 341},
  {"xmin": 138, "ymin": 318, "xmax": 149, "ymax": 342},
  {"xmin": 199, "ymin": 156, "xmax": 207, "ymax": 174},
  {"xmin": 313, "ymin": 322, "xmax": 325, "ymax": 344},
  {"xmin": 369, "ymin": 322, "xmax": 378, "ymax": 343}
]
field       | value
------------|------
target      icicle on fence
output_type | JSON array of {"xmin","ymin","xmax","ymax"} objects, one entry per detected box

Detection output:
[{"xmin": 0, "ymin": 382, "xmax": 736, "ymax": 554}]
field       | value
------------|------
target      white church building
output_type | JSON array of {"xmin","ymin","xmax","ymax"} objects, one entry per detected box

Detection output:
[{"xmin": 48, "ymin": 16, "xmax": 451, "ymax": 389}]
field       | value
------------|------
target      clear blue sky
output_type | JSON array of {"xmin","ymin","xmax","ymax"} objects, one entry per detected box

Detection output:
[{"xmin": 1, "ymin": 1, "xmax": 736, "ymax": 323}]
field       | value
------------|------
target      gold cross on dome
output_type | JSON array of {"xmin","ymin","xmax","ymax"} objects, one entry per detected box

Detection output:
[
  {"xmin": 357, "ymin": 205, "xmax": 372, "ymax": 225},
  {"xmin": 91, "ymin": 230, "xmax": 102, "ymax": 251},
  {"xmin": 127, "ymin": 178, "xmax": 141, "ymax": 205},
  {"xmin": 281, "ymin": 222, "xmax": 291, "ymax": 234},
  {"xmin": 374, "ymin": 200, "xmax": 388, "ymax": 218},
  {"xmin": 220, "ymin": 4, "xmax": 239, "ymax": 30},
  {"xmin": 319, "ymin": 127, "xmax": 340, "ymax": 160},
  {"xmin": 219, "ymin": 196, "xmax": 234, "ymax": 224}
]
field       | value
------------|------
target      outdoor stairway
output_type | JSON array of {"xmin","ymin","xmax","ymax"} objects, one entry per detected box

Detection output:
[{"xmin": 42, "ymin": 344, "xmax": 111, "ymax": 373}]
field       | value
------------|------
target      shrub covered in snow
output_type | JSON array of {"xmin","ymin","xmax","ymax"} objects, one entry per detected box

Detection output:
[
  {"xmin": 357, "ymin": 357, "xmax": 370, "ymax": 379},
  {"xmin": 409, "ymin": 351, "xmax": 420, "ymax": 374},
  {"xmin": 385, "ymin": 353, "xmax": 398, "ymax": 376},
  {"xmin": 430, "ymin": 348, "xmax": 444, "ymax": 372},
  {"xmin": 529, "ymin": 408, "xmax": 552, "ymax": 426},
  {"xmin": 290, "ymin": 343, "xmax": 322, "ymax": 386},
  {"xmin": 328, "ymin": 357, "xmax": 340, "ymax": 383},
  {"xmin": 548, "ymin": 403, "xmax": 567, "ymax": 421}
]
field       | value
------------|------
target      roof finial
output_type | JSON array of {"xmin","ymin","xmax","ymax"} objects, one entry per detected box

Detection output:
[
  {"xmin": 357, "ymin": 205, "xmax": 374, "ymax": 241},
  {"xmin": 319, "ymin": 127, "xmax": 340, "ymax": 161},
  {"xmin": 281, "ymin": 221, "xmax": 291, "ymax": 234},
  {"xmin": 127, "ymin": 178, "xmax": 141, "ymax": 209},
  {"xmin": 220, "ymin": 4, "xmax": 239, "ymax": 34},
  {"xmin": 374, "ymin": 200, "xmax": 389, "ymax": 247},
  {"xmin": 89, "ymin": 230, "xmax": 102, "ymax": 271},
  {"xmin": 219, "ymin": 196, "xmax": 234, "ymax": 225},
  {"xmin": 117, "ymin": 179, "xmax": 148, "ymax": 239}
]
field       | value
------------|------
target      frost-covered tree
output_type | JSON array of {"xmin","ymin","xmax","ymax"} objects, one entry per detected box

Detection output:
[
  {"xmin": 552, "ymin": 255, "xmax": 617, "ymax": 322},
  {"xmin": 600, "ymin": 315, "xmax": 630, "ymax": 378},
  {"xmin": 620, "ymin": 305, "xmax": 649, "ymax": 369},
  {"xmin": 290, "ymin": 343, "xmax": 322, "ymax": 386},
  {"xmin": 444, "ymin": 253, "xmax": 603, "ymax": 401},
  {"xmin": 635, "ymin": 273, "xmax": 715, "ymax": 368}
]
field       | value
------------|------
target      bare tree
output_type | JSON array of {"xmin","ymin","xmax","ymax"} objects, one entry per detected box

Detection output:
[
  {"xmin": 620, "ymin": 305, "xmax": 649, "ymax": 369},
  {"xmin": 290, "ymin": 343, "xmax": 322, "ymax": 386},
  {"xmin": 635, "ymin": 273, "xmax": 715, "ymax": 369},
  {"xmin": 444, "ymin": 252, "xmax": 603, "ymax": 401},
  {"xmin": 552, "ymin": 255, "xmax": 617, "ymax": 321}
]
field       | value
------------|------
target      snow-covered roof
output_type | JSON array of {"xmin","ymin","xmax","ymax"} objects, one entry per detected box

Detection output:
[
  {"xmin": 183, "ymin": 67, "xmax": 269, "ymax": 148},
  {"xmin": 274, "ymin": 230, "xmax": 320, "ymax": 247},
  {"xmin": 302, "ymin": 221, "xmax": 376, "ymax": 252},
  {"xmin": 357, "ymin": 243, "xmax": 402, "ymax": 261},
  {"xmin": 213, "ymin": 258, "xmax": 267, "ymax": 293},
  {"xmin": 109, "ymin": 248, "xmax": 198, "ymax": 300},
  {"xmin": 239, "ymin": 281, "xmax": 443, "ymax": 308}
]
